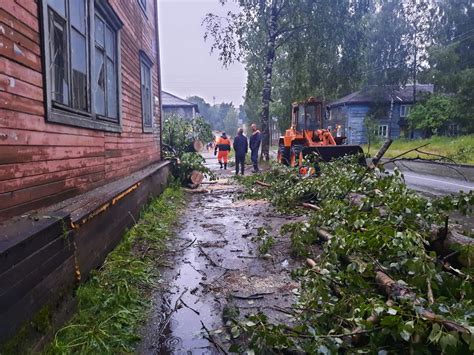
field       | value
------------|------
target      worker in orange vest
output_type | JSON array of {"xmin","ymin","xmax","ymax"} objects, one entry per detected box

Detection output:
[{"xmin": 214, "ymin": 132, "xmax": 231, "ymax": 169}]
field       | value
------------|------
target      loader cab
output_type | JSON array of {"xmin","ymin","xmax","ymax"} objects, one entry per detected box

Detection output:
[{"xmin": 292, "ymin": 98, "xmax": 324, "ymax": 132}]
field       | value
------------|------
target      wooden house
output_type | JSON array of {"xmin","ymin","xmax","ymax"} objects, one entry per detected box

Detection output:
[
  {"xmin": 162, "ymin": 90, "xmax": 199, "ymax": 120},
  {"xmin": 327, "ymin": 84, "xmax": 434, "ymax": 144},
  {"xmin": 0, "ymin": 0, "xmax": 172, "ymax": 344}
]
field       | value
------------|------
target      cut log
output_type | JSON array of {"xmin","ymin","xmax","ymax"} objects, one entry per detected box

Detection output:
[
  {"xmin": 189, "ymin": 170, "xmax": 204, "ymax": 185},
  {"xmin": 255, "ymin": 180, "xmax": 272, "ymax": 187},
  {"xmin": 186, "ymin": 139, "xmax": 204, "ymax": 153},
  {"xmin": 316, "ymin": 228, "xmax": 333, "ymax": 242},
  {"xmin": 306, "ymin": 258, "xmax": 317, "ymax": 268},
  {"xmin": 301, "ymin": 203, "xmax": 321, "ymax": 211},
  {"xmin": 183, "ymin": 188, "xmax": 209, "ymax": 194},
  {"xmin": 370, "ymin": 139, "xmax": 393, "ymax": 168},
  {"xmin": 442, "ymin": 229, "xmax": 473, "ymax": 266},
  {"xmin": 192, "ymin": 139, "xmax": 204, "ymax": 152},
  {"xmin": 429, "ymin": 227, "xmax": 473, "ymax": 268}
]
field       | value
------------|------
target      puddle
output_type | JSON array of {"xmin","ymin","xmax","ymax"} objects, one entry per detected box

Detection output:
[{"xmin": 138, "ymin": 153, "xmax": 302, "ymax": 354}]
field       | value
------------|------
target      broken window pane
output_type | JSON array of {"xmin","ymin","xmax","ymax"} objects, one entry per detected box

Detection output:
[
  {"xmin": 95, "ymin": 48, "xmax": 105, "ymax": 116},
  {"xmin": 48, "ymin": 0, "xmax": 66, "ymax": 17},
  {"xmin": 49, "ymin": 11, "xmax": 69, "ymax": 105},
  {"xmin": 71, "ymin": 0, "xmax": 86, "ymax": 34},
  {"xmin": 141, "ymin": 60, "xmax": 152, "ymax": 127},
  {"xmin": 94, "ymin": 13, "xmax": 118, "ymax": 120},
  {"xmin": 95, "ymin": 16, "xmax": 104, "ymax": 48},
  {"xmin": 105, "ymin": 26, "xmax": 115, "ymax": 59},
  {"xmin": 44, "ymin": 0, "xmax": 121, "ymax": 126},
  {"xmin": 106, "ymin": 58, "xmax": 117, "ymax": 119},
  {"xmin": 71, "ymin": 29, "xmax": 88, "ymax": 111}
]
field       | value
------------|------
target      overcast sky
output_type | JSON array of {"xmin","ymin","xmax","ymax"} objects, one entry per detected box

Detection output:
[{"xmin": 158, "ymin": 0, "xmax": 247, "ymax": 105}]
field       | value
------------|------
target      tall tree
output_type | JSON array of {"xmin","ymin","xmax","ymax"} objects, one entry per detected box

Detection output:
[
  {"xmin": 203, "ymin": 0, "xmax": 307, "ymax": 160},
  {"xmin": 251, "ymin": 0, "xmax": 369, "ymax": 132},
  {"xmin": 420, "ymin": 0, "xmax": 474, "ymax": 132},
  {"xmin": 365, "ymin": 0, "xmax": 411, "ymax": 86},
  {"xmin": 223, "ymin": 105, "xmax": 239, "ymax": 135},
  {"xmin": 186, "ymin": 95, "xmax": 212, "ymax": 120},
  {"xmin": 403, "ymin": 0, "xmax": 439, "ymax": 102}
]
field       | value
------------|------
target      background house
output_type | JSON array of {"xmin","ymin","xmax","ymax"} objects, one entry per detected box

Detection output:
[
  {"xmin": 327, "ymin": 84, "xmax": 434, "ymax": 144},
  {"xmin": 162, "ymin": 91, "xmax": 199, "ymax": 119}
]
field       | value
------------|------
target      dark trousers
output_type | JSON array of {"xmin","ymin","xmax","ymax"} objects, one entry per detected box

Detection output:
[
  {"xmin": 251, "ymin": 149, "xmax": 259, "ymax": 171},
  {"xmin": 235, "ymin": 154, "xmax": 245, "ymax": 175}
]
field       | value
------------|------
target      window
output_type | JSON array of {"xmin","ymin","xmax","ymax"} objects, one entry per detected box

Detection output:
[
  {"xmin": 94, "ymin": 13, "xmax": 118, "ymax": 120},
  {"xmin": 400, "ymin": 104, "xmax": 412, "ymax": 118},
  {"xmin": 140, "ymin": 52, "xmax": 153, "ymax": 132},
  {"xmin": 375, "ymin": 125, "xmax": 388, "ymax": 137},
  {"xmin": 297, "ymin": 105, "xmax": 305, "ymax": 130},
  {"xmin": 42, "ymin": 0, "xmax": 123, "ymax": 132}
]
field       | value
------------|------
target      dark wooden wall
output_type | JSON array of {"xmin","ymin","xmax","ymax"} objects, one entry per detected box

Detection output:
[
  {"xmin": 0, "ymin": 161, "xmax": 173, "ymax": 345},
  {"xmin": 0, "ymin": 0, "xmax": 162, "ymax": 220}
]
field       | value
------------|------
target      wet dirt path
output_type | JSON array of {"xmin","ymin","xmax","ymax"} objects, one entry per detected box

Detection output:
[{"xmin": 138, "ymin": 152, "xmax": 301, "ymax": 354}]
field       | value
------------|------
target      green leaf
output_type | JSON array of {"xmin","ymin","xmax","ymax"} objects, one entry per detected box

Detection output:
[
  {"xmin": 387, "ymin": 308, "xmax": 397, "ymax": 315},
  {"xmin": 439, "ymin": 333, "xmax": 458, "ymax": 352},
  {"xmin": 428, "ymin": 324, "xmax": 442, "ymax": 343},
  {"xmin": 400, "ymin": 330, "xmax": 411, "ymax": 342},
  {"xmin": 231, "ymin": 326, "xmax": 240, "ymax": 339}
]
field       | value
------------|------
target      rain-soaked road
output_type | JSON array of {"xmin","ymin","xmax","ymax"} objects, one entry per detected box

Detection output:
[{"xmin": 138, "ymin": 152, "xmax": 302, "ymax": 354}]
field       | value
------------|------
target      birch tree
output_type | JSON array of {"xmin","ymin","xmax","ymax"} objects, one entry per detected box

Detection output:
[{"xmin": 203, "ymin": 0, "xmax": 306, "ymax": 160}]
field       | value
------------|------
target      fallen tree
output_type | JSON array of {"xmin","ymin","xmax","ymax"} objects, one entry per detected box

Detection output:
[
  {"xmin": 312, "ymin": 228, "xmax": 470, "ymax": 335},
  {"xmin": 348, "ymin": 192, "xmax": 473, "ymax": 267},
  {"xmin": 233, "ymin": 155, "xmax": 473, "ymax": 353}
]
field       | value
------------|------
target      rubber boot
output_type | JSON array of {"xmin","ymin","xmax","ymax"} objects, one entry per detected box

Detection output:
[
  {"xmin": 219, "ymin": 162, "xmax": 223, "ymax": 169},
  {"xmin": 224, "ymin": 163, "xmax": 227, "ymax": 170}
]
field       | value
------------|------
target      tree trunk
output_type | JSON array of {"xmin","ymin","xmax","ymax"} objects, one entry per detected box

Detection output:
[
  {"xmin": 259, "ymin": 1, "xmax": 278, "ymax": 161},
  {"xmin": 313, "ymin": 229, "xmax": 470, "ymax": 335},
  {"xmin": 188, "ymin": 170, "xmax": 204, "ymax": 185}
]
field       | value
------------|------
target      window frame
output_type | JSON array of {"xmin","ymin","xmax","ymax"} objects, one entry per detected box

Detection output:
[
  {"xmin": 139, "ymin": 51, "xmax": 154, "ymax": 133},
  {"xmin": 40, "ymin": 0, "xmax": 123, "ymax": 133},
  {"xmin": 400, "ymin": 104, "xmax": 412, "ymax": 118},
  {"xmin": 375, "ymin": 124, "xmax": 388, "ymax": 138}
]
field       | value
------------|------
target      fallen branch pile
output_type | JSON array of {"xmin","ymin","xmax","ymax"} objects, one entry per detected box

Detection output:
[{"xmin": 234, "ymin": 156, "xmax": 473, "ymax": 353}]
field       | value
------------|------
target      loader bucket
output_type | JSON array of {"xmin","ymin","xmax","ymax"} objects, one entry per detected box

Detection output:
[{"xmin": 302, "ymin": 145, "xmax": 366, "ymax": 166}]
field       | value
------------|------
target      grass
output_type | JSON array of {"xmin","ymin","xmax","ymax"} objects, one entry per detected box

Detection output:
[
  {"xmin": 44, "ymin": 186, "xmax": 184, "ymax": 354},
  {"xmin": 364, "ymin": 135, "xmax": 474, "ymax": 164}
]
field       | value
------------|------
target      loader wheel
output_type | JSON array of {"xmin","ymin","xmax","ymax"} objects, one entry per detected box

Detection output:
[
  {"xmin": 290, "ymin": 144, "xmax": 304, "ymax": 167},
  {"xmin": 278, "ymin": 144, "xmax": 290, "ymax": 165}
]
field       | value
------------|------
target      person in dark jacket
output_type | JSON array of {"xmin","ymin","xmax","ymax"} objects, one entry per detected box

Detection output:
[
  {"xmin": 249, "ymin": 123, "xmax": 262, "ymax": 172},
  {"xmin": 233, "ymin": 128, "xmax": 248, "ymax": 175}
]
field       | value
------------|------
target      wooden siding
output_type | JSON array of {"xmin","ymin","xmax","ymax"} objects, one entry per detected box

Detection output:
[
  {"xmin": 329, "ymin": 104, "xmax": 406, "ymax": 145},
  {"xmin": 0, "ymin": 161, "xmax": 172, "ymax": 344},
  {"xmin": 347, "ymin": 106, "xmax": 370, "ymax": 144},
  {"xmin": 163, "ymin": 106, "xmax": 196, "ymax": 120},
  {"xmin": 0, "ymin": 0, "xmax": 162, "ymax": 220}
]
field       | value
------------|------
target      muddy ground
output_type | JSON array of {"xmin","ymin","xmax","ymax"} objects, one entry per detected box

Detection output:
[{"xmin": 138, "ymin": 152, "xmax": 304, "ymax": 354}]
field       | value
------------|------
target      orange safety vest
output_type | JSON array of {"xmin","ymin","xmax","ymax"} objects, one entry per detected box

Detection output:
[{"xmin": 215, "ymin": 137, "xmax": 231, "ymax": 151}]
